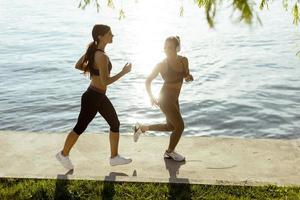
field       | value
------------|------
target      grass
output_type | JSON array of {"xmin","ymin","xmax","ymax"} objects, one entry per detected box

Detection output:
[{"xmin": 0, "ymin": 178, "xmax": 300, "ymax": 200}]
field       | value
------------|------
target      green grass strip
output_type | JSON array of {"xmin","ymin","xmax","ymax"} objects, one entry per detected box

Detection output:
[{"xmin": 0, "ymin": 178, "xmax": 300, "ymax": 200}]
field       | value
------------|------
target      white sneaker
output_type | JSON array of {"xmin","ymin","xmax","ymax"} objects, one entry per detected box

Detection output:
[
  {"xmin": 164, "ymin": 150, "xmax": 185, "ymax": 162},
  {"xmin": 56, "ymin": 151, "xmax": 74, "ymax": 170},
  {"xmin": 133, "ymin": 122, "xmax": 142, "ymax": 142},
  {"xmin": 110, "ymin": 155, "xmax": 132, "ymax": 166}
]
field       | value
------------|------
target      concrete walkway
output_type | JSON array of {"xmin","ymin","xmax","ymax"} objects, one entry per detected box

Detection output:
[{"xmin": 0, "ymin": 131, "xmax": 300, "ymax": 186}]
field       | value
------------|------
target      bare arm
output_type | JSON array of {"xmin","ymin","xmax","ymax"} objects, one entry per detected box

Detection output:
[
  {"xmin": 181, "ymin": 56, "xmax": 193, "ymax": 82},
  {"xmin": 75, "ymin": 54, "xmax": 87, "ymax": 71},
  {"xmin": 182, "ymin": 57, "xmax": 189, "ymax": 76},
  {"xmin": 145, "ymin": 63, "xmax": 161, "ymax": 104},
  {"xmin": 94, "ymin": 52, "xmax": 131, "ymax": 86},
  {"xmin": 107, "ymin": 66, "xmax": 130, "ymax": 85}
]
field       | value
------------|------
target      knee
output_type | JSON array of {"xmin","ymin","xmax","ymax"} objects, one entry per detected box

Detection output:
[
  {"xmin": 166, "ymin": 123, "xmax": 174, "ymax": 131},
  {"xmin": 110, "ymin": 119, "xmax": 120, "ymax": 133},
  {"xmin": 73, "ymin": 125, "xmax": 86, "ymax": 135},
  {"xmin": 174, "ymin": 121, "xmax": 184, "ymax": 134}
]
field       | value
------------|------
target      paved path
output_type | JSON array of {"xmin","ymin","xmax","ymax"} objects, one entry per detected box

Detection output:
[{"xmin": 1, "ymin": 131, "xmax": 299, "ymax": 186}]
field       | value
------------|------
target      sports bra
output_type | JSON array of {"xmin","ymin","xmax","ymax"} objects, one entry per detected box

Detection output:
[
  {"xmin": 90, "ymin": 49, "xmax": 112, "ymax": 76},
  {"xmin": 160, "ymin": 58, "xmax": 186, "ymax": 84}
]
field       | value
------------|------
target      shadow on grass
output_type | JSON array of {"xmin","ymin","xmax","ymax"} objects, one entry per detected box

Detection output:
[
  {"xmin": 164, "ymin": 158, "xmax": 191, "ymax": 200},
  {"xmin": 102, "ymin": 172, "xmax": 128, "ymax": 200},
  {"xmin": 54, "ymin": 169, "xmax": 73, "ymax": 199}
]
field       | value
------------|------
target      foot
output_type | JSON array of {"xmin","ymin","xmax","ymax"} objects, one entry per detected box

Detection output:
[
  {"xmin": 164, "ymin": 150, "xmax": 185, "ymax": 162},
  {"xmin": 56, "ymin": 151, "xmax": 74, "ymax": 170},
  {"xmin": 110, "ymin": 155, "xmax": 132, "ymax": 166},
  {"xmin": 133, "ymin": 122, "xmax": 142, "ymax": 142}
]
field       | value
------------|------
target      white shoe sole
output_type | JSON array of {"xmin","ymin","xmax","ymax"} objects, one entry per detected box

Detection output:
[{"xmin": 110, "ymin": 159, "xmax": 132, "ymax": 166}]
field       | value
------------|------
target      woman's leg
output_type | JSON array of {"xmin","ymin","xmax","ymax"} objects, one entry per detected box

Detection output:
[
  {"xmin": 109, "ymin": 131, "xmax": 119, "ymax": 157},
  {"xmin": 62, "ymin": 130, "xmax": 80, "ymax": 156},
  {"xmin": 141, "ymin": 99, "xmax": 184, "ymax": 151},
  {"xmin": 161, "ymin": 100, "xmax": 184, "ymax": 152},
  {"xmin": 140, "ymin": 96, "xmax": 174, "ymax": 133},
  {"xmin": 98, "ymin": 95, "xmax": 121, "ymax": 158},
  {"xmin": 141, "ymin": 120, "xmax": 174, "ymax": 132},
  {"xmin": 62, "ymin": 92, "xmax": 98, "ymax": 156}
]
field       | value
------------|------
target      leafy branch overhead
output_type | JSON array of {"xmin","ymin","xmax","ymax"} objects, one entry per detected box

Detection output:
[{"xmin": 77, "ymin": 0, "xmax": 300, "ymax": 27}]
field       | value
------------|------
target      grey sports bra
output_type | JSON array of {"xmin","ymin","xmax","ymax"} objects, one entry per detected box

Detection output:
[{"xmin": 160, "ymin": 58, "xmax": 186, "ymax": 84}]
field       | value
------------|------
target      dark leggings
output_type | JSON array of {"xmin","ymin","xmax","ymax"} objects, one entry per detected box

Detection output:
[{"xmin": 73, "ymin": 87, "xmax": 120, "ymax": 135}]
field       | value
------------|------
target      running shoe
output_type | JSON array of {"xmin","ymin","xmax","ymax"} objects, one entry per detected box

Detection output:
[
  {"xmin": 110, "ymin": 155, "xmax": 132, "ymax": 166},
  {"xmin": 164, "ymin": 150, "xmax": 185, "ymax": 162},
  {"xmin": 56, "ymin": 151, "xmax": 74, "ymax": 170}
]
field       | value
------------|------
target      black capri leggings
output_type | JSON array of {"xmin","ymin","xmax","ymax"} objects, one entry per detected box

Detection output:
[{"xmin": 73, "ymin": 87, "xmax": 120, "ymax": 135}]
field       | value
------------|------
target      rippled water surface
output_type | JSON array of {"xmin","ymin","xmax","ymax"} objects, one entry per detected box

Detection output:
[{"xmin": 0, "ymin": 0, "xmax": 299, "ymax": 138}]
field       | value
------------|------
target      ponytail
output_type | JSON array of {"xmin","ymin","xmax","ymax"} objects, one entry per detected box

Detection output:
[
  {"xmin": 83, "ymin": 41, "xmax": 98, "ymax": 74},
  {"xmin": 82, "ymin": 24, "xmax": 111, "ymax": 75}
]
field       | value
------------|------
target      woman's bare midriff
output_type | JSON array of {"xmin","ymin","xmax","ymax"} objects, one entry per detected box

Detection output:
[
  {"xmin": 90, "ymin": 76, "xmax": 107, "ymax": 91},
  {"xmin": 160, "ymin": 83, "xmax": 182, "ymax": 103},
  {"xmin": 163, "ymin": 82, "xmax": 182, "ymax": 90}
]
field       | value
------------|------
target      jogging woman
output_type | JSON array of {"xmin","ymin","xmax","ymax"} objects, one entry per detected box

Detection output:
[
  {"xmin": 134, "ymin": 36, "xmax": 193, "ymax": 162},
  {"xmin": 56, "ymin": 24, "xmax": 132, "ymax": 169}
]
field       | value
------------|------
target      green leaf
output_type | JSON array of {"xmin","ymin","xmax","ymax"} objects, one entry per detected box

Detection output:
[
  {"xmin": 232, "ymin": 0, "xmax": 254, "ymax": 25},
  {"xmin": 293, "ymin": 3, "xmax": 299, "ymax": 25},
  {"xmin": 95, "ymin": 0, "xmax": 100, "ymax": 12},
  {"xmin": 282, "ymin": 0, "xmax": 288, "ymax": 11},
  {"xmin": 206, "ymin": 0, "xmax": 217, "ymax": 27},
  {"xmin": 76, "ymin": 0, "xmax": 299, "ymax": 27},
  {"xmin": 195, "ymin": 0, "xmax": 206, "ymax": 8},
  {"xmin": 119, "ymin": 9, "xmax": 125, "ymax": 20},
  {"xmin": 180, "ymin": 6, "xmax": 184, "ymax": 16},
  {"xmin": 259, "ymin": 0, "xmax": 269, "ymax": 10},
  {"xmin": 107, "ymin": 0, "xmax": 115, "ymax": 9}
]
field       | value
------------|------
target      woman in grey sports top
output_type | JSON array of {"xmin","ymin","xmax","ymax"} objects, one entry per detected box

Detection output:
[{"xmin": 134, "ymin": 36, "xmax": 194, "ymax": 162}]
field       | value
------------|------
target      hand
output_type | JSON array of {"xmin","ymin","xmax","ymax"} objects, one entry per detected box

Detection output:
[
  {"xmin": 122, "ymin": 62, "xmax": 132, "ymax": 74},
  {"xmin": 185, "ymin": 74, "xmax": 194, "ymax": 82},
  {"xmin": 150, "ymin": 97, "xmax": 160, "ymax": 107}
]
